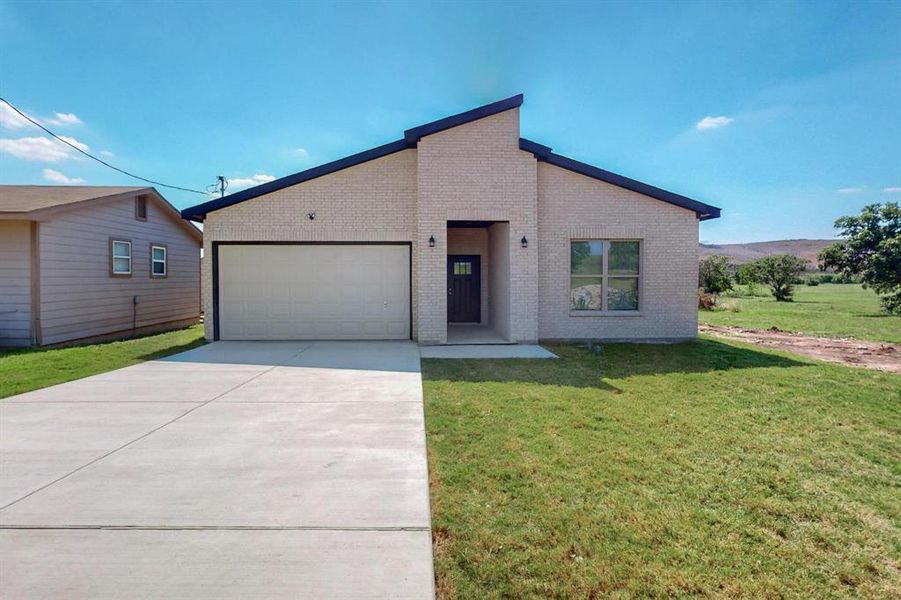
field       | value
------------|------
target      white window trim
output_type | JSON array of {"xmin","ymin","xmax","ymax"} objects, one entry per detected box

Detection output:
[
  {"xmin": 569, "ymin": 239, "xmax": 642, "ymax": 315},
  {"xmin": 151, "ymin": 244, "xmax": 167, "ymax": 278},
  {"xmin": 111, "ymin": 239, "xmax": 132, "ymax": 276}
]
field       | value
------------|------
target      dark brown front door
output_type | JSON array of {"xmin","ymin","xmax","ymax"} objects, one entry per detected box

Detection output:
[{"xmin": 447, "ymin": 255, "xmax": 481, "ymax": 323}]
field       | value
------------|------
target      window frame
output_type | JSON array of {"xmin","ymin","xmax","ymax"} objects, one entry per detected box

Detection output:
[
  {"xmin": 135, "ymin": 195, "xmax": 148, "ymax": 221},
  {"xmin": 109, "ymin": 238, "xmax": 133, "ymax": 278},
  {"xmin": 150, "ymin": 243, "xmax": 168, "ymax": 279},
  {"xmin": 569, "ymin": 239, "xmax": 642, "ymax": 315}
]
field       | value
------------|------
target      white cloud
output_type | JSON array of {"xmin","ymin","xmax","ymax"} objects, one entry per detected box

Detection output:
[
  {"xmin": 46, "ymin": 112, "xmax": 83, "ymax": 126},
  {"xmin": 0, "ymin": 103, "xmax": 36, "ymax": 129},
  {"xmin": 0, "ymin": 104, "xmax": 84, "ymax": 130},
  {"xmin": 42, "ymin": 168, "xmax": 85, "ymax": 185},
  {"xmin": 226, "ymin": 173, "xmax": 276, "ymax": 190},
  {"xmin": 57, "ymin": 135, "xmax": 89, "ymax": 153},
  {"xmin": 0, "ymin": 135, "xmax": 90, "ymax": 162},
  {"xmin": 0, "ymin": 137, "xmax": 70, "ymax": 161},
  {"xmin": 696, "ymin": 116, "xmax": 734, "ymax": 130},
  {"xmin": 100, "ymin": 150, "xmax": 114, "ymax": 158},
  {"xmin": 883, "ymin": 187, "xmax": 901, "ymax": 193},
  {"xmin": 295, "ymin": 148, "xmax": 309, "ymax": 158},
  {"xmin": 836, "ymin": 187, "xmax": 864, "ymax": 194}
]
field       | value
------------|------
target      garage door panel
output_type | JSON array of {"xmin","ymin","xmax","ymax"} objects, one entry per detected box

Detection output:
[{"xmin": 218, "ymin": 245, "xmax": 410, "ymax": 341}]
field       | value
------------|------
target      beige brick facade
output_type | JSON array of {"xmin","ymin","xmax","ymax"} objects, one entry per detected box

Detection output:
[
  {"xmin": 537, "ymin": 163, "xmax": 699, "ymax": 341},
  {"xmin": 198, "ymin": 105, "xmax": 702, "ymax": 344}
]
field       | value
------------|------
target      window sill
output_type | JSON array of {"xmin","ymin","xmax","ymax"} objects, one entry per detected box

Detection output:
[{"xmin": 569, "ymin": 311, "xmax": 642, "ymax": 318}]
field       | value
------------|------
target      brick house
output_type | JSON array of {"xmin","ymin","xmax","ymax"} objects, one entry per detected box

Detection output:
[{"xmin": 181, "ymin": 95, "xmax": 720, "ymax": 345}]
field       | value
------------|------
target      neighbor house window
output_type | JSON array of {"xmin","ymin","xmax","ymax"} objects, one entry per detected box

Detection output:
[
  {"xmin": 135, "ymin": 195, "xmax": 148, "ymax": 220},
  {"xmin": 150, "ymin": 244, "xmax": 167, "ymax": 278},
  {"xmin": 110, "ymin": 239, "xmax": 132, "ymax": 276},
  {"xmin": 570, "ymin": 240, "xmax": 640, "ymax": 311}
]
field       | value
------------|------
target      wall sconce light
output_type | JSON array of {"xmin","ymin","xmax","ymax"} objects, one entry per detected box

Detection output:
[
  {"xmin": 307, "ymin": 212, "xmax": 316, "ymax": 221},
  {"xmin": 521, "ymin": 236, "xmax": 528, "ymax": 248},
  {"xmin": 429, "ymin": 235, "xmax": 436, "ymax": 248}
]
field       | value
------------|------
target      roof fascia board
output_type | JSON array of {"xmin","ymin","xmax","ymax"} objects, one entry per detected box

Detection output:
[
  {"xmin": 520, "ymin": 138, "xmax": 721, "ymax": 220},
  {"xmin": 403, "ymin": 94, "xmax": 523, "ymax": 144},
  {"xmin": 181, "ymin": 139, "xmax": 411, "ymax": 221}
]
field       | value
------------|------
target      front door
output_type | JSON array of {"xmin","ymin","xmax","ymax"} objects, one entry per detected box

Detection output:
[{"xmin": 447, "ymin": 255, "xmax": 481, "ymax": 323}]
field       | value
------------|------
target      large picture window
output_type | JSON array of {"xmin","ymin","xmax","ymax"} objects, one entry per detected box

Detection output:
[{"xmin": 570, "ymin": 240, "xmax": 640, "ymax": 311}]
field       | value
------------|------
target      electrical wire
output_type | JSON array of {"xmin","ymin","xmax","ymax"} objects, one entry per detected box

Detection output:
[{"xmin": 0, "ymin": 96, "xmax": 207, "ymax": 195}]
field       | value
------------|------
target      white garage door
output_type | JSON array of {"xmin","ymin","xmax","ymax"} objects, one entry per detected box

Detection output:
[{"xmin": 218, "ymin": 244, "xmax": 410, "ymax": 340}]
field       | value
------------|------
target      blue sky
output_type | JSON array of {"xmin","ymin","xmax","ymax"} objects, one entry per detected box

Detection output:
[{"xmin": 1, "ymin": 0, "xmax": 898, "ymax": 243}]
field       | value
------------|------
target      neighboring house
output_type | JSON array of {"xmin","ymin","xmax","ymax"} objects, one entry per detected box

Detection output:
[
  {"xmin": 0, "ymin": 186, "xmax": 202, "ymax": 347},
  {"xmin": 181, "ymin": 94, "xmax": 720, "ymax": 345}
]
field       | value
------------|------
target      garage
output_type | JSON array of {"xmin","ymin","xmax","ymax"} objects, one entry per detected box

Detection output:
[{"xmin": 215, "ymin": 244, "xmax": 410, "ymax": 340}]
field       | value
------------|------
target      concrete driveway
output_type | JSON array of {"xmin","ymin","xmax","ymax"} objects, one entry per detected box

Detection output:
[{"xmin": 0, "ymin": 341, "xmax": 434, "ymax": 599}]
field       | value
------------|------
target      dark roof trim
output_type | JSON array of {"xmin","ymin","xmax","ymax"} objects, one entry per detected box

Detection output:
[
  {"xmin": 403, "ymin": 94, "xmax": 523, "ymax": 144},
  {"xmin": 181, "ymin": 139, "xmax": 412, "ymax": 221},
  {"xmin": 520, "ymin": 138, "xmax": 721, "ymax": 221}
]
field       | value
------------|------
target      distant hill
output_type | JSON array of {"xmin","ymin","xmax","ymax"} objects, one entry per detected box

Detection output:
[{"xmin": 700, "ymin": 239, "xmax": 839, "ymax": 269}]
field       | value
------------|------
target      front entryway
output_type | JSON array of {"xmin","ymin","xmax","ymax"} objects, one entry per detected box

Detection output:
[{"xmin": 447, "ymin": 255, "xmax": 481, "ymax": 323}]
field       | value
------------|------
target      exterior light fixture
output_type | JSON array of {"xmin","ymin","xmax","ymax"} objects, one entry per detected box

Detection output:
[
  {"xmin": 521, "ymin": 236, "xmax": 528, "ymax": 248},
  {"xmin": 429, "ymin": 235, "xmax": 436, "ymax": 248}
]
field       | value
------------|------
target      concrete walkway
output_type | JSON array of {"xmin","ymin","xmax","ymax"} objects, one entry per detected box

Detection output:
[{"xmin": 0, "ymin": 341, "xmax": 434, "ymax": 599}]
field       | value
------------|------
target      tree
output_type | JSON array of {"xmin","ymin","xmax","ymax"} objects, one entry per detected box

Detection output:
[
  {"xmin": 699, "ymin": 255, "xmax": 733, "ymax": 301},
  {"xmin": 819, "ymin": 203, "xmax": 901, "ymax": 314},
  {"xmin": 747, "ymin": 254, "xmax": 808, "ymax": 301}
]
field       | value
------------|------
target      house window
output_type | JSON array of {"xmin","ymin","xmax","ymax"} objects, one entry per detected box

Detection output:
[
  {"xmin": 151, "ymin": 244, "xmax": 167, "ymax": 278},
  {"xmin": 570, "ymin": 240, "xmax": 640, "ymax": 311},
  {"xmin": 135, "ymin": 195, "xmax": 148, "ymax": 220},
  {"xmin": 110, "ymin": 239, "xmax": 132, "ymax": 276}
]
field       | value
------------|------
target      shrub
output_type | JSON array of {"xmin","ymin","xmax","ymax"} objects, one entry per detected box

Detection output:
[
  {"xmin": 698, "ymin": 290, "xmax": 717, "ymax": 310},
  {"xmin": 806, "ymin": 278, "xmax": 820, "ymax": 286}
]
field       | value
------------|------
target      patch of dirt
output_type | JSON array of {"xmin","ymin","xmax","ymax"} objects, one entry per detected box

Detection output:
[{"xmin": 700, "ymin": 324, "xmax": 901, "ymax": 374}]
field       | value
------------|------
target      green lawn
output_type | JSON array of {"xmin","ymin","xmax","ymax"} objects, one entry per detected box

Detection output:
[
  {"xmin": 0, "ymin": 325, "xmax": 206, "ymax": 399},
  {"xmin": 699, "ymin": 283, "xmax": 900, "ymax": 343},
  {"xmin": 423, "ymin": 340, "xmax": 901, "ymax": 598}
]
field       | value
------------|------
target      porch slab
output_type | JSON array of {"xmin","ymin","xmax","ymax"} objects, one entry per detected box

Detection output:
[{"xmin": 419, "ymin": 344, "xmax": 557, "ymax": 359}]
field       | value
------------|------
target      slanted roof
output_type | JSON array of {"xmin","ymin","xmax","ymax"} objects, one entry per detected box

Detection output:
[
  {"xmin": 181, "ymin": 94, "xmax": 721, "ymax": 221},
  {"xmin": 0, "ymin": 185, "xmax": 144, "ymax": 213},
  {"xmin": 0, "ymin": 185, "xmax": 203, "ymax": 241},
  {"xmin": 519, "ymin": 139, "xmax": 721, "ymax": 221}
]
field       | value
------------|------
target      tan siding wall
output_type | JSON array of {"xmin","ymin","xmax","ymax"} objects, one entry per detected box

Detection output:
[
  {"xmin": 416, "ymin": 108, "xmax": 538, "ymax": 343},
  {"xmin": 537, "ymin": 163, "xmax": 699, "ymax": 340},
  {"xmin": 0, "ymin": 221, "xmax": 32, "ymax": 346},
  {"xmin": 38, "ymin": 196, "xmax": 201, "ymax": 345},
  {"xmin": 201, "ymin": 149, "xmax": 418, "ymax": 341},
  {"xmin": 447, "ymin": 228, "xmax": 489, "ymax": 324}
]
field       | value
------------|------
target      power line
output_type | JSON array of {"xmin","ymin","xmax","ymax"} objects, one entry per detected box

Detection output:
[{"xmin": 0, "ymin": 96, "xmax": 207, "ymax": 195}]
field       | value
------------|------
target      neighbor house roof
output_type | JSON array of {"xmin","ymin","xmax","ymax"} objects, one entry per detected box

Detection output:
[
  {"xmin": 0, "ymin": 185, "xmax": 203, "ymax": 241},
  {"xmin": 0, "ymin": 185, "xmax": 144, "ymax": 213},
  {"xmin": 181, "ymin": 94, "xmax": 720, "ymax": 221}
]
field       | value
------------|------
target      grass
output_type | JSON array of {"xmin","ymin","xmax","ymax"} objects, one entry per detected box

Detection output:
[
  {"xmin": 699, "ymin": 283, "xmax": 900, "ymax": 343},
  {"xmin": 423, "ymin": 339, "xmax": 901, "ymax": 598},
  {"xmin": 0, "ymin": 325, "xmax": 206, "ymax": 399}
]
